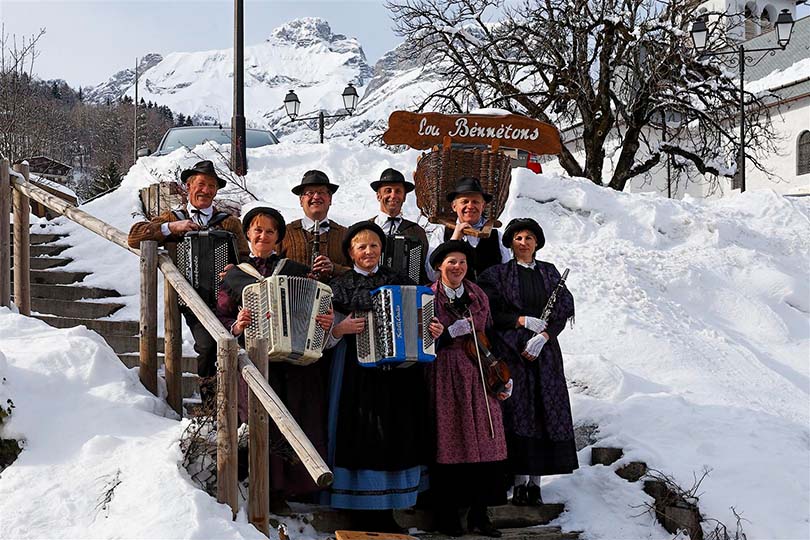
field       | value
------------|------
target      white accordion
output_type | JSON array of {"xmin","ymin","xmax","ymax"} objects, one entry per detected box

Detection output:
[
  {"xmin": 242, "ymin": 274, "xmax": 333, "ymax": 365},
  {"xmin": 356, "ymin": 285, "xmax": 436, "ymax": 368}
]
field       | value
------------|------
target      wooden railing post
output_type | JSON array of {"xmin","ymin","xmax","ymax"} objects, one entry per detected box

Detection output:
[
  {"xmin": 217, "ymin": 337, "xmax": 239, "ymax": 517},
  {"xmin": 247, "ymin": 337, "xmax": 270, "ymax": 537},
  {"xmin": 139, "ymin": 240, "xmax": 158, "ymax": 396},
  {"xmin": 164, "ymin": 243, "xmax": 182, "ymax": 415},
  {"xmin": 0, "ymin": 159, "xmax": 11, "ymax": 308},
  {"xmin": 11, "ymin": 162, "xmax": 30, "ymax": 316}
]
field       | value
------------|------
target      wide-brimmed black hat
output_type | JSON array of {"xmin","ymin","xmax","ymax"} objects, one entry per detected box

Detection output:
[
  {"xmin": 241, "ymin": 206, "xmax": 287, "ymax": 243},
  {"xmin": 341, "ymin": 221, "xmax": 386, "ymax": 262},
  {"xmin": 429, "ymin": 239, "xmax": 476, "ymax": 270},
  {"xmin": 291, "ymin": 169, "xmax": 340, "ymax": 196},
  {"xmin": 446, "ymin": 176, "xmax": 493, "ymax": 202},
  {"xmin": 180, "ymin": 160, "xmax": 227, "ymax": 188},
  {"xmin": 370, "ymin": 168, "xmax": 415, "ymax": 193},
  {"xmin": 502, "ymin": 217, "xmax": 545, "ymax": 250}
]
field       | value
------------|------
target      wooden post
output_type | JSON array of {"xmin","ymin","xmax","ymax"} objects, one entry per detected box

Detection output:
[
  {"xmin": 139, "ymin": 240, "xmax": 158, "ymax": 396},
  {"xmin": 11, "ymin": 163, "xmax": 30, "ymax": 316},
  {"xmin": 217, "ymin": 337, "xmax": 239, "ymax": 517},
  {"xmin": 247, "ymin": 337, "xmax": 269, "ymax": 537},
  {"xmin": 0, "ymin": 159, "xmax": 11, "ymax": 308},
  {"xmin": 164, "ymin": 243, "xmax": 182, "ymax": 416}
]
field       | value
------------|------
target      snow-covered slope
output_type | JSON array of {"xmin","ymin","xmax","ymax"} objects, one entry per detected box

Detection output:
[
  {"xmin": 84, "ymin": 53, "xmax": 164, "ymax": 105},
  {"xmin": 1, "ymin": 141, "xmax": 808, "ymax": 539}
]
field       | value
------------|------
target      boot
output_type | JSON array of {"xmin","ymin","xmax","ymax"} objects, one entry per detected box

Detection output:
[
  {"xmin": 512, "ymin": 483, "xmax": 529, "ymax": 506},
  {"xmin": 527, "ymin": 483, "xmax": 544, "ymax": 506},
  {"xmin": 468, "ymin": 506, "xmax": 502, "ymax": 538},
  {"xmin": 435, "ymin": 506, "xmax": 464, "ymax": 537}
]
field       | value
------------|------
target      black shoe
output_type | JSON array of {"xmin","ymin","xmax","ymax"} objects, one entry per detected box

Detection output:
[
  {"xmin": 468, "ymin": 507, "xmax": 502, "ymax": 538},
  {"xmin": 512, "ymin": 484, "xmax": 529, "ymax": 506},
  {"xmin": 436, "ymin": 508, "xmax": 464, "ymax": 537},
  {"xmin": 527, "ymin": 483, "xmax": 544, "ymax": 506}
]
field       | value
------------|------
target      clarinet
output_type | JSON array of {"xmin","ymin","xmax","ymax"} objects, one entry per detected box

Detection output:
[
  {"xmin": 540, "ymin": 268, "xmax": 569, "ymax": 321},
  {"xmin": 310, "ymin": 219, "xmax": 321, "ymax": 279}
]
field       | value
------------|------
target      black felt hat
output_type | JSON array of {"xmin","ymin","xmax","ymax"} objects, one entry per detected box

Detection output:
[
  {"xmin": 502, "ymin": 217, "xmax": 545, "ymax": 250},
  {"xmin": 446, "ymin": 176, "xmax": 492, "ymax": 203},
  {"xmin": 370, "ymin": 168, "xmax": 415, "ymax": 193},
  {"xmin": 241, "ymin": 206, "xmax": 287, "ymax": 243},
  {"xmin": 341, "ymin": 221, "xmax": 386, "ymax": 262},
  {"xmin": 180, "ymin": 160, "xmax": 226, "ymax": 188},
  {"xmin": 429, "ymin": 240, "xmax": 476, "ymax": 270},
  {"xmin": 291, "ymin": 169, "xmax": 340, "ymax": 196}
]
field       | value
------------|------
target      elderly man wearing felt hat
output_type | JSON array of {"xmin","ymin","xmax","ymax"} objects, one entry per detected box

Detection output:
[
  {"xmin": 425, "ymin": 176, "xmax": 511, "ymax": 283},
  {"xmin": 366, "ymin": 167, "xmax": 430, "ymax": 284},
  {"xmin": 280, "ymin": 169, "xmax": 349, "ymax": 280},
  {"xmin": 127, "ymin": 159, "xmax": 250, "ymax": 407}
]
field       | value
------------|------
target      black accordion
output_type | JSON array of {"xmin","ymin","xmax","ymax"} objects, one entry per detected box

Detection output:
[
  {"xmin": 382, "ymin": 235, "xmax": 424, "ymax": 284},
  {"xmin": 176, "ymin": 229, "xmax": 239, "ymax": 307}
]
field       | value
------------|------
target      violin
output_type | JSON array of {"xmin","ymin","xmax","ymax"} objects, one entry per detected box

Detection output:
[{"xmin": 464, "ymin": 331, "xmax": 511, "ymax": 396}]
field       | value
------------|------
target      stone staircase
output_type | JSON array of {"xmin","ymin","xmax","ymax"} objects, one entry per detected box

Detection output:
[{"xmin": 12, "ymin": 225, "xmax": 200, "ymax": 403}]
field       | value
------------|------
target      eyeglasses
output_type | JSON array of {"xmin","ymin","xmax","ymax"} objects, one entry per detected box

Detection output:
[{"xmin": 301, "ymin": 189, "xmax": 331, "ymax": 198}]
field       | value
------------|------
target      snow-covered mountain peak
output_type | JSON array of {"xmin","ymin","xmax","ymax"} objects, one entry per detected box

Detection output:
[{"xmin": 269, "ymin": 17, "xmax": 346, "ymax": 47}]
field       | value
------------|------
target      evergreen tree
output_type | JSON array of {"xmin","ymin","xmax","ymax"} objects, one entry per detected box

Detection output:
[{"xmin": 90, "ymin": 160, "xmax": 123, "ymax": 196}]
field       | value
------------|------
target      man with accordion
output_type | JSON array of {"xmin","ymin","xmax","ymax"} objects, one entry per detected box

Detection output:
[{"xmin": 127, "ymin": 160, "xmax": 249, "ymax": 406}]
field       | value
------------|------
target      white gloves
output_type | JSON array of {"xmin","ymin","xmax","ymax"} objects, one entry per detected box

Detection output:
[
  {"xmin": 448, "ymin": 318, "xmax": 473, "ymax": 338},
  {"xmin": 524, "ymin": 316, "xmax": 547, "ymax": 334},
  {"xmin": 523, "ymin": 333, "xmax": 548, "ymax": 360},
  {"xmin": 497, "ymin": 378, "xmax": 514, "ymax": 401}
]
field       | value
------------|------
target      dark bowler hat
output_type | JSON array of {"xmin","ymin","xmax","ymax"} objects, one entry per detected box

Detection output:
[
  {"xmin": 291, "ymin": 169, "xmax": 340, "ymax": 196},
  {"xmin": 429, "ymin": 240, "xmax": 476, "ymax": 270},
  {"xmin": 370, "ymin": 168, "xmax": 415, "ymax": 193},
  {"xmin": 502, "ymin": 217, "xmax": 545, "ymax": 250},
  {"xmin": 446, "ymin": 176, "xmax": 493, "ymax": 202},
  {"xmin": 180, "ymin": 160, "xmax": 227, "ymax": 188},
  {"xmin": 341, "ymin": 221, "xmax": 386, "ymax": 262},
  {"xmin": 241, "ymin": 206, "xmax": 287, "ymax": 243}
]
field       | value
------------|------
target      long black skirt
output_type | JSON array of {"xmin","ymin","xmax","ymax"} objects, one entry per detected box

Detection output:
[{"xmin": 431, "ymin": 461, "xmax": 507, "ymax": 509}]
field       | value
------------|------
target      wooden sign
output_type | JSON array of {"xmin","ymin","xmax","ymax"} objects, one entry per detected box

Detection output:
[{"xmin": 382, "ymin": 111, "xmax": 562, "ymax": 155}]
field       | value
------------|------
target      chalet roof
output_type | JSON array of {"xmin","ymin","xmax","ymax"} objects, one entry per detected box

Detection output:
[{"xmin": 22, "ymin": 156, "xmax": 73, "ymax": 177}]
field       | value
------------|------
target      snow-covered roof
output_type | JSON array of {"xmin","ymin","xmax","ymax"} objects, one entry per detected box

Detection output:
[{"xmin": 744, "ymin": 15, "xmax": 810, "ymax": 98}]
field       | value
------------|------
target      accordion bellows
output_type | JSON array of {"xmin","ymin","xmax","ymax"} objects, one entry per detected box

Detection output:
[
  {"xmin": 176, "ymin": 230, "xmax": 239, "ymax": 308},
  {"xmin": 356, "ymin": 285, "xmax": 436, "ymax": 368},
  {"xmin": 414, "ymin": 146, "xmax": 512, "ymax": 225},
  {"xmin": 242, "ymin": 275, "xmax": 333, "ymax": 365}
]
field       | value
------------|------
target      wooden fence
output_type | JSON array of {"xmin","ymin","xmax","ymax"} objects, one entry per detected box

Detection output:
[{"xmin": 0, "ymin": 158, "xmax": 332, "ymax": 537}]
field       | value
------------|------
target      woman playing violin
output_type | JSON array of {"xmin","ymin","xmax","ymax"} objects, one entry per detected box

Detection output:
[
  {"xmin": 478, "ymin": 218, "xmax": 577, "ymax": 507},
  {"xmin": 428, "ymin": 240, "xmax": 513, "ymax": 538}
]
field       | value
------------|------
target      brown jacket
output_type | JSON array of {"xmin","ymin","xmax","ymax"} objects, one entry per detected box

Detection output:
[
  {"xmin": 127, "ymin": 208, "xmax": 250, "ymax": 261},
  {"xmin": 280, "ymin": 218, "xmax": 349, "ymax": 276}
]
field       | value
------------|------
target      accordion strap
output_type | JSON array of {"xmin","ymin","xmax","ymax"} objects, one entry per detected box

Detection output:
[{"xmin": 236, "ymin": 258, "xmax": 288, "ymax": 281}]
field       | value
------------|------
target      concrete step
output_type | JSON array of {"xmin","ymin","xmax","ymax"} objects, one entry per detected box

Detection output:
[
  {"xmin": 117, "ymin": 353, "xmax": 197, "ymax": 372},
  {"xmin": 30, "ymin": 297, "xmax": 124, "ymax": 318},
  {"xmin": 26, "ymin": 270, "xmax": 90, "ymax": 285},
  {"xmin": 12, "ymin": 256, "xmax": 72, "ymax": 270},
  {"xmin": 34, "ymin": 315, "xmax": 140, "ymax": 335},
  {"xmin": 290, "ymin": 504, "xmax": 567, "ymax": 534},
  {"xmin": 29, "ymin": 283, "xmax": 121, "ymax": 301},
  {"xmin": 417, "ymin": 527, "xmax": 579, "ymax": 540}
]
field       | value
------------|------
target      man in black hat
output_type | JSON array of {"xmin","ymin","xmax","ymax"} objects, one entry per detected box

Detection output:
[
  {"xmin": 280, "ymin": 169, "xmax": 349, "ymax": 279},
  {"xmin": 366, "ymin": 167, "xmax": 429, "ymax": 284},
  {"xmin": 425, "ymin": 176, "xmax": 511, "ymax": 282},
  {"xmin": 127, "ymin": 159, "xmax": 249, "ymax": 406}
]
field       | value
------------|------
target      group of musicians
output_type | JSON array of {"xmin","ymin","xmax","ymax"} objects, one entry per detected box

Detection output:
[{"xmin": 127, "ymin": 160, "xmax": 577, "ymax": 538}]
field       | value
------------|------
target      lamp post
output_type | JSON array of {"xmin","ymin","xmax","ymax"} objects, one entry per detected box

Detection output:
[
  {"xmin": 690, "ymin": 9, "xmax": 795, "ymax": 193},
  {"xmin": 231, "ymin": 0, "xmax": 247, "ymax": 176},
  {"xmin": 282, "ymin": 84, "xmax": 359, "ymax": 143}
]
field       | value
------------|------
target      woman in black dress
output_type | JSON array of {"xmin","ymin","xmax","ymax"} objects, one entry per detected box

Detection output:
[{"xmin": 478, "ymin": 218, "xmax": 577, "ymax": 506}]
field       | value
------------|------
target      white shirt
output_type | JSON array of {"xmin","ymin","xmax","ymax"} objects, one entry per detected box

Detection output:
[
  {"xmin": 441, "ymin": 282, "xmax": 465, "ymax": 300},
  {"xmin": 424, "ymin": 220, "xmax": 513, "ymax": 282},
  {"xmin": 374, "ymin": 213, "xmax": 403, "ymax": 235},
  {"xmin": 161, "ymin": 204, "xmax": 213, "ymax": 236},
  {"xmin": 301, "ymin": 215, "xmax": 331, "ymax": 234},
  {"xmin": 353, "ymin": 264, "xmax": 380, "ymax": 276},
  {"xmin": 517, "ymin": 260, "xmax": 537, "ymax": 270}
]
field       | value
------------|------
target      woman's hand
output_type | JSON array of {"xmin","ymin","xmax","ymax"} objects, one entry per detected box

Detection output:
[
  {"xmin": 521, "ymin": 332, "xmax": 549, "ymax": 361},
  {"xmin": 232, "ymin": 307, "xmax": 254, "ymax": 336},
  {"xmin": 497, "ymin": 378, "xmax": 514, "ymax": 401},
  {"xmin": 447, "ymin": 317, "xmax": 472, "ymax": 338},
  {"xmin": 428, "ymin": 317, "xmax": 444, "ymax": 339},
  {"xmin": 332, "ymin": 314, "xmax": 366, "ymax": 338},
  {"xmin": 315, "ymin": 308, "xmax": 335, "ymax": 332}
]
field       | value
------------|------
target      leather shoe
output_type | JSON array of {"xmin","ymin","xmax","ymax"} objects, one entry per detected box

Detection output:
[
  {"xmin": 527, "ymin": 483, "xmax": 544, "ymax": 506},
  {"xmin": 512, "ymin": 484, "xmax": 529, "ymax": 506},
  {"xmin": 436, "ymin": 509, "xmax": 464, "ymax": 537},
  {"xmin": 468, "ymin": 508, "xmax": 502, "ymax": 538}
]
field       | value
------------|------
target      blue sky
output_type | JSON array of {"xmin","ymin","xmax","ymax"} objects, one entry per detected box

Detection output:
[
  {"xmin": 1, "ymin": 0, "xmax": 401, "ymax": 87},
  {"xmin": 3, "ymin": 1, "xmax": 809, "ymax": 89}
]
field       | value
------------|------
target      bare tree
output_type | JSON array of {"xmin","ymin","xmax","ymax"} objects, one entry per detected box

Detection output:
[{"xmin": 386, "ymin": 0, "xmax": 779, "ymax": 191}]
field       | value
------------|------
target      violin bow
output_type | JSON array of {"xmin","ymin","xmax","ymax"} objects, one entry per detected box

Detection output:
[{"xmin": 468, "ymin": 309, "xmax": 495, "ymax": 439}]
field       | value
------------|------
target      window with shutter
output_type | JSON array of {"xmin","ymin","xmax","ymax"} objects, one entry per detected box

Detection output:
[{"xmin": 798, "ymin": 131, "xmax": 810, "ymax": 176}]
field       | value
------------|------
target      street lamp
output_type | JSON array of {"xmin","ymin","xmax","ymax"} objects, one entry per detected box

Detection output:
[
  {"xmin": 283, "ymin": 83, "xmax": 359, "ymax": 143},
  {"xmin": 690, "ymin": 9, "xmax": 795, "ymax": 192}
]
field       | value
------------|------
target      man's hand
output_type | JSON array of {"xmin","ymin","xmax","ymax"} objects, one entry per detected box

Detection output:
[
  {"xmin": 218, "ymin": 263, "xmax": 235, "ymax": 281},
  {"xmin": 311, "ymin": 255, "xmax": 334, "ymax": 276},
  {"xmin": 315, "ymin": 308, "xmax": 335, "ymax": 332},
  {"xmin": 450, "ymin": 225, "xmax": 466, "ymax": 240},
  {"xmin": 168, "ymin": 219, "xmax": 200, "ymax": 235}
]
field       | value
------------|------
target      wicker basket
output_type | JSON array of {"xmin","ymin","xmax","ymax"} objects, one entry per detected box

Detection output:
[{"xmin": 414, "ymin": 146, "xmax": 512, "ymax": 234}]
